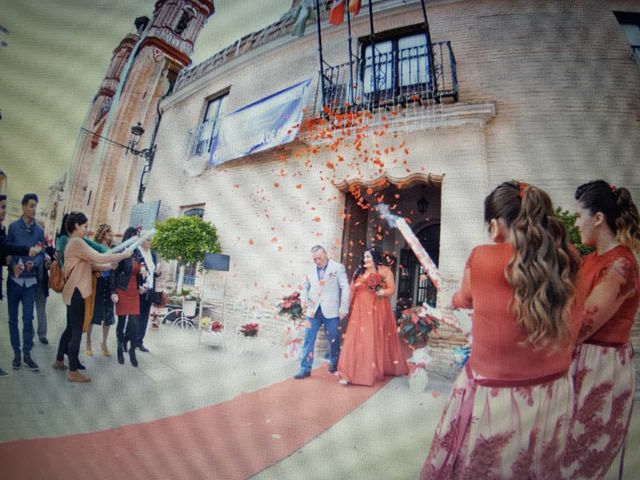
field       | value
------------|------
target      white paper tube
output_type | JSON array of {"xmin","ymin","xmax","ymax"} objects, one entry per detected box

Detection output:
[{"xmin": 396, "ymin": 218, "xmax": 442, "ymax": 290}]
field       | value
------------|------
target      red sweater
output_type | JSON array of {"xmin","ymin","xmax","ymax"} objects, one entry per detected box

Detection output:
[{"xmin": 452, "ymin": 243, "xmax": 586, "ymax": 380}]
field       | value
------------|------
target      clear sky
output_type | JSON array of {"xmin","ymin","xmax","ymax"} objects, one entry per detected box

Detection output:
[{"xmin": 0, "ymin": 0, "xmax": 292, "ymax": 206}]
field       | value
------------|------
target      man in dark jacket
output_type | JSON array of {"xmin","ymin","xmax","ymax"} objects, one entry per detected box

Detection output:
[{"xmin": 0, "ymin": 194, "xmax": 39, "ymax": 377}]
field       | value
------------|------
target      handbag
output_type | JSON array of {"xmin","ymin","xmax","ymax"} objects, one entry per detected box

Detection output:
[
  {"xmin": 48, "ymin": 259, "xmax": 65, "ymax": 293},
  {"xmin": 146, "ymin": 289, "xmax": 164, "ymax": 306}
]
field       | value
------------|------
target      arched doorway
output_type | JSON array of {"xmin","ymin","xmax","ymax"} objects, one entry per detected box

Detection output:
[{"xmin": 338, "ymin": 174, "xmax": 442, "ymax": 316}]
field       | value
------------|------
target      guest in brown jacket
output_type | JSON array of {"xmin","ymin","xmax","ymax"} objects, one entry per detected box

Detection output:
[{"xmin": 52, "ymin": 212, "xmax": 131, "ymax": 383}]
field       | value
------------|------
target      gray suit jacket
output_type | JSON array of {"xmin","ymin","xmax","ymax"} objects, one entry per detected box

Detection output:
[{"xmin": 302, "ymin": 259, "xmax": 350, "ymax": 319}]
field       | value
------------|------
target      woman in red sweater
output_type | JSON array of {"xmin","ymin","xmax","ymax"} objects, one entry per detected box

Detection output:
[
  {"xmin": 562, "ymin": 180, "xmax": 640, "ymax": 479},
  {"xmin": 421, "ymin": 181, "xmax": 584, "ymax": 479}
]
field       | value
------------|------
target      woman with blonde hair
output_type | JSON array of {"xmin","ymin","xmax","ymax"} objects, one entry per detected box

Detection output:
[
  {"xmin": 85, "ymin": 224, "xmax": 115, "ymax": 357},
  {"xmin": 562, "ymin": 180, "xmax": 640, "ymax": 479},
  {"xmin": 421, "ymin": 181, "xmax": 585, "ymax": 479}
]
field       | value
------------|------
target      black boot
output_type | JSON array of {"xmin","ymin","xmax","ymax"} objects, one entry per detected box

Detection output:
[
  {"xmin": 129, "ymin": 346, "xmax": 138, "ymax": 367},
  {"xmin": 117, "ymin": 341, "xmax": 124, "ymax": 365},
  {"xmin": 122, "ymin": 340, "xmax": 128, "ymax": 353}
]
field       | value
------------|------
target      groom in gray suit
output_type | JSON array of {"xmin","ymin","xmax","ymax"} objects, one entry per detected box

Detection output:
[{"xmin": 294, "ymin": 245, "xmax": 350, "ymax": 379}]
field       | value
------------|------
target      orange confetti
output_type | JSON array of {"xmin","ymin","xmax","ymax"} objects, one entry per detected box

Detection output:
[
  {"xmin": 248, "ymin": 239, "xmax": 254, "ymax": 245},
  {"xmin": 326, "ymin": 161, "xmax": 335, "ymax": 170},
  {"xmin": 274, "ymin": 182, "xmax": 280, "ymax": 188},
  {"xmin": 296, "ymin": 184, "xmax": 303, "ymax": 189},
  {"xmin": 312, "ymin": 217, "xmax": 321, "ymax": 222}
]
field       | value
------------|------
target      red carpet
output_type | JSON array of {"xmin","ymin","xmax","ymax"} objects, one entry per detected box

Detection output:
[{"xmin": 0, "ymin": 367, "xmax": 390, "ymax": 480}]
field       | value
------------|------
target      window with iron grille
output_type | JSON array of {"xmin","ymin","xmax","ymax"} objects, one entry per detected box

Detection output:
[
  {"xmin": 614, "ymin": 11, "xmax": 640, "ymax": 65},
  {"xmin": 360, "ymin": 29, "xmax": 433, "ymax": 99},
  {"xmin": 193, "ymin": 93, "xmax": 227, "ymax": 156}
]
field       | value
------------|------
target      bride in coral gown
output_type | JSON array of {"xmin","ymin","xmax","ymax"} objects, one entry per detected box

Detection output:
[{"xmin": 338, "ymin": 248, "xmax": 409, "ymax": 386}]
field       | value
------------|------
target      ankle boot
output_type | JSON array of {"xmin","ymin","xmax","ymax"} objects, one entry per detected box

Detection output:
[
  {"xmin": 129, "ymin": 346, "xmax": 138, "ymax": 367},
  {"xmin": 117, "ymin": 341, "xmax": 124, "ymax": 365},
  {"xmin": 68, "ymin": 371, "xmax": 91, "ymax": 383}
]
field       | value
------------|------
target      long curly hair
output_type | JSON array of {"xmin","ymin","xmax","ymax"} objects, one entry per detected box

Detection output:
[
  {"xmin": 94, "ymin": 223, "xmax": 112, "ymax": 247},
  {"xmin": 485, "ymin": 181, "xmax": 580, "ymax": 349},
  {"xmin": 575, "ymin": 180, "xmax": 640, "ymax": 253}
]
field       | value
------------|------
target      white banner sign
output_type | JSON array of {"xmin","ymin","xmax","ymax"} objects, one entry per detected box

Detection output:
[{"xmin": 209, "ymin": 79, "xmax": 311, "ymax": 166}]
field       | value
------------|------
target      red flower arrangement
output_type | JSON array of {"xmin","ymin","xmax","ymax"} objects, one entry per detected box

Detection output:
[
  {"xmin": 240, "ymin": 323, "xmax": 260, "ymax": 337},
  {"xmin": 278, "ymin": 291, "xmax": 303, "ymax": 321},
  {"xmin": 210, "ymin": 321, "xmax": 224, "ymax": 333},
  {"xmin": 365, "ymin": 272, "xmax": 385, "ymax": 292}
]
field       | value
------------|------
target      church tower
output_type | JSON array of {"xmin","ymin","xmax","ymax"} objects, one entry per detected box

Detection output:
[{"xmin": 66, "ymin": 0, "xmax": 214, "ymax": 235}]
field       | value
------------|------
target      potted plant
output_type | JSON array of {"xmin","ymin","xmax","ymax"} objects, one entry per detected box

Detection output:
[
  {"xmin": 151, "ymin": 215, "xmax": 221, "ymax": 292},
  {"xmin": 278, "ymin": 291, "xmax": 305, "ymax": 359},
  {"xmin": 240, "ymin": 322, "xmax": 259, "ymax": 337},
  {"xmin": 182, "ymin": 289, "xmax": 200, "ymax": 317},
  {"xmin": 397, "ymin": 305, "xmax": 440, "ymax": 347},
  {"xmin": 199, "ymin": 316, "xmax": 224, "ymax": 346},
  {"xmin": 278, "ymin": 291, "xmax": 304, "ymax": 323}
]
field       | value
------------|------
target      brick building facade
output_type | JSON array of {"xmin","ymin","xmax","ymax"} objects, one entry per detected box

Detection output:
[{"xmin": 67, "ymin": 0, "xmax": 640, "ymax": 372}]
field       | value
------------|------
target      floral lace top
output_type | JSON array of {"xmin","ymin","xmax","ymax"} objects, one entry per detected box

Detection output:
[{"xmin": 577, "ymin": 245, "xmax": 639, "ymax": 344}]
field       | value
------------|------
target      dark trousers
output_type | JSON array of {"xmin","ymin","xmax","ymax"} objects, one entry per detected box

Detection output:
[
  {"xmin": 137, "ymin": 295, "xmax": 152, "ymax": 346},
  {"xmin": 57, "ymin": 288, "xmax": 84, "ymax": 371},
  {"xmin": 116, "ymin": 315, "xmax": 139, "ymax": 347},
  {"xmin": 7, "ymin": 279, "xmax": 37, "ymax": 357}
]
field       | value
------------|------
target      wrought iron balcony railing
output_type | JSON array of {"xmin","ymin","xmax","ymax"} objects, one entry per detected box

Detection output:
[{"xmin": 317, "ymin": 40, "xmax": 457, "ymax": 115}]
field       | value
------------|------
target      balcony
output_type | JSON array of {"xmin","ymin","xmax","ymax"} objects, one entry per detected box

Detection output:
[{"xmin": 316, "ymin": 40, "xmax": 457, "ymax": 116}]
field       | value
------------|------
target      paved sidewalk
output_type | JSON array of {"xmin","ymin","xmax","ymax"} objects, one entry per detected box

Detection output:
[{"xmin": 0, "ymin": 295, "xmax": 638, "ymax": 479}]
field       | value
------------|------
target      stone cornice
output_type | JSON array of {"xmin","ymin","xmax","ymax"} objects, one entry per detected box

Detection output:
[{"xmin": 299, "ymin": 101, "xmax": 497, "ymax": 147}]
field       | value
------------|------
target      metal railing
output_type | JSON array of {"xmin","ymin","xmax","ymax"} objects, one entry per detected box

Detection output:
[{"xmin": 318, "ymin": 40, "xmax": 457, "ymax": 114}]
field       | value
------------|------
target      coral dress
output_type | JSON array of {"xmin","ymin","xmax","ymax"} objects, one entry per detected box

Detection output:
[
  {"xmin": 562, "ymin": 245, "xmax": 639, "ymax": 479},
  {"xmin": 338, "ymin": 266, "xmax": 408, "ymax": 386},
  {"xmin": 422, "ymin": 244, "xmax": 587, "ymax": 479}
]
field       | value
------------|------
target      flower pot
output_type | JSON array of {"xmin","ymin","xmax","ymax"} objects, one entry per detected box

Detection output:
[
  {"xmin": 183, "ymin": 300, "xmax": 197, "ymax": 317},
  {"xmin": 408, "ymin": 368, "xmax": 429, "ymax": 393}
]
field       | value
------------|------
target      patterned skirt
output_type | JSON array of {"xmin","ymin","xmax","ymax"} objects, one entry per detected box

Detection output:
[
  {"xmin": 562, "ymin": 341, "xmax": 636, "ymax": 479},
  {"xmin": 421, "ymin": 363, "xmax": 573, "ymax": 479}
]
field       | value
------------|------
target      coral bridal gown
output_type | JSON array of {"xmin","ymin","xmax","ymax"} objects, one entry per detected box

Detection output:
[{"xmin": 338, "ymin": 266, "xmax": 409, "ymax": 386}]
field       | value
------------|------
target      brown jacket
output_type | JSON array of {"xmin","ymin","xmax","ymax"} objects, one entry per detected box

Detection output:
[{"xmin": 62, "ymin": 237, "xmax": 128, "ymax": 305}]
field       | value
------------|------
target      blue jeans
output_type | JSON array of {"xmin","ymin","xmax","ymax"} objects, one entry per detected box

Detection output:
[
  {"xmin": 300, "ymin": 307, "xmax": 340, "ymax": 373},
  {"xmin": 7, "ymin": 280, "xmax": 36, "ymax": 357}
]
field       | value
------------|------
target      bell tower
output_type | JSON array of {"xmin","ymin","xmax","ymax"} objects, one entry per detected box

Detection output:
[{"xmin": 66, "ymin": 0, "xmax": 214, "ymax": 234}]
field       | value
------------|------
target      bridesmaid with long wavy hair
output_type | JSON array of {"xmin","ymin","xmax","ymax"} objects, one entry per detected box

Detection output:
[
  {"xmin": 421, "ymin": 181, "xmax": 585, "ymax": 479},
  {"xmin": 562, "ymin": 180, "xmax": 640, "ymax": 479}
]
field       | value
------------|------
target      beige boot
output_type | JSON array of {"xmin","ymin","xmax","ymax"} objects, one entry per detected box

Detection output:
[
  {"xmin": 51, "ymin": 360, "xmax": 67, "ymax": 370},
  {"xmin": 67, "ymin": 371, "xmax": 91, "ymax": 383}
]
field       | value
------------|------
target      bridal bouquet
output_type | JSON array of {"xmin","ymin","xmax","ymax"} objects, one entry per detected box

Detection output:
[{"xmin": 365, "ymin": 272, "xmax": 385, "ymax": 292}]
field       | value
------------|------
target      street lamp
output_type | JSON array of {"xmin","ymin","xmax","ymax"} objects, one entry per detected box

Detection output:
[
  {"xmin": 80, "ymin": 122, "xmax": 156, "ymax": 202},
  {"xmin": 417, "ymin": 186, "xmax": 430, "ymax": 215}
]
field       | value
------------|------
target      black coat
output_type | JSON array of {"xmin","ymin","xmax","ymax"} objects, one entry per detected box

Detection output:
[
  {"xmin": 110, "ymin": 249, "xmax": 145, "ymax": 292},
  {"xmin": 0, "ymin": 225, "xmax": 31, "ymax": 300}
]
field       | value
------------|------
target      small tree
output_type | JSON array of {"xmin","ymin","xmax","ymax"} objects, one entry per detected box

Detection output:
[
  {"xmin": 152, "ymin": 216, "xmax": 221, "ymax": 292},
  {"xmin": 554, "ymin": 207, "xmax": 593, "ymax": 256}
]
